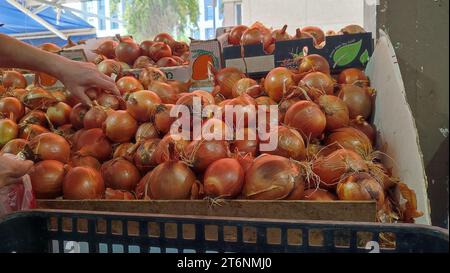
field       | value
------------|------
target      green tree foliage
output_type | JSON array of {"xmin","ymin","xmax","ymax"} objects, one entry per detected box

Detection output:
[{"xmin": 111, "ymin": 0, "xmax": 199, "ymax": 42}]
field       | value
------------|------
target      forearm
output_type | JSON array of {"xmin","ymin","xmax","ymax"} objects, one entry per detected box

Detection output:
[{"xmin": 0, "ymin": 34, "xmax": 71, "ymax": 79}]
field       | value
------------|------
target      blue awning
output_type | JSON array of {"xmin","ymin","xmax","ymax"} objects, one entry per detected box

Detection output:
[{"xmin": 0, "ymin": 0, "xmax": 96, "ymax": 46}]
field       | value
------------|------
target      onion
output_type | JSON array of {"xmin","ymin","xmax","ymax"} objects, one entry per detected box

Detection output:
[
  {"xmin": 139, "ymin": 40, "xmax": 155, "ymax": 57},
  {"xmin": 153, "ymin": 133, "xmax": 189, "ymax": 164},
  {"xmin": 255, "ymin": 96, "xmax": 277, "ymax": 106},
  {"xmin": 148, "ymin": 42, "xmax": 172, "ymax": 62},
  {"xmin": 171, "ymin": 41, "xmax": 189, "ymax": 57},
  {"xmin": 63, "ymin": 166, "xmax": 105, "ymax": 200},
  {"xmin": 228, "ymin": 25, "xmax": 249, "ymax": 45},
  {"xmin": 113, "ymin": 142, "xmax": 134, "ymax": 160},
  {"xmin": 75, "ymin": 128, "xmax": 112, "ymax": 162},
  {"xmin": 46, "ymin": 102, "xmax": 72, "ymax": 126},
  {"xmin": 101, "ymin": 158, "xmax": 141, "ymax": 191},
  {"xmin": 115, "ymin": 38, "xmax": 141, "ymax": 65},
  {"xmin": 116, "ymin": 76, "xmax": 144, "ymax": 95},
  {"xmin": 279, "ymin": 97, "xmax": 300, "ymax": 122},
  {"xmin": 22, "ymin": 87, "xmax": 57, "ymax": 110},
  {"xmin": 97, "ymin": 59, "xmax": 122, "ymax": 77},
  {"xmin": 235, "ymin": 152, "xmax": 254, "ymax": 173},
  {"xmin": 185, "ymin": 140, "xmax": 230, "ymax": 172},
  {"xmin": 337, "ymin": 172, "xmax": 385, "ymax": 209},
  {"xmin": 232, "ymin": 128, "xmax": 259, "ymax": 156},
  {"xmin": 71, "ymin": 154, "xmax": 101, "ymax": 170},
  {"xmin": 2, "ymin": 71, "xmax": 27, "ymax": 89},
  {"xmin": 133, "ymin": 55, "xmax": 155, "ymax": 69},
  {"xmin": 295, "ymin": 28, "xmax": 316, "ymax": 42},
  {"xmin": 0, "ymin": 97, "xmax": 25, "ymax": 122},
  {"xmin": 243, "ymin": 154, "xmax": 301, "ymax": 200},
  {"xmin": 134, "ymin": 138, "xmax": 160, "ymax": 173},
  {"xmin": 28, "ymin": 132, "xmax": 70, "ymax": 163},
  {"xmin": 204, "ymin": 158, "xmax": 244, "ymax": 198},
  {"xmin": 284, "ymin": 101, "xmax": 326, "ymax": 140},
  {"xmin": 0, "ymin": 119, "xmax": 18, "ymax": 147},
  {"xmin": 19, "ymin": 110, "xmax": 48, "ymax": 127},
  {"xmin": 10, "ymin": 88, "xmax": 28, "ymax": 101},
  {"xmin": 316, "ymin": 95, "xmax": 349, "ymax": 131},
  {"xmin": 70, "ymin": 103, "xmax": 89, "ymax": 129},
  {"xmin": 303, "ymin": 189, "xmax": 337, "ymax": 200},
  {"xmin": 312, "ymin": 149, "xmax": 368, "ymax": 189},
  {"xmin": 301, "ymin": 26, "xmax": 325, "ymax": 45},
  {"xmin": 272, "ymin": 25, "xmax": 291, "ymax": 41},
  {"xmin": 51, "ymin": 90, "xmax": 68, "ymax": 102},
  {"xmin": 135, "ymin": 122, "xmax": 159, "ymax": 142},
  {"xmin": 93, "ymin": 40, "xmax": 118, "ymax": 59},
  {"xmin": 147, "ymin": 81, "xmax": 179, "ymax": 104},
  {"xmin": 105, "ymin": 188, "xmax": 135, "ymax": 200},
  {"xmin": 191, "ymin": 90, "xmax": 215, "ymax": 105},
  {"xmin": 266, "ymin": 126, "xmax": 306, "ymax": 160},
  {"xmin": 56, "ymin": 124, "xmax": 75, "ymax": 139},
  {"xmin": 169, "ymin": 80, "xmax": 193, "ymax": 94},
  {"xmin": 97, "ymin": 93, "xmax": 121, "ymax": 110},
  {"xmin": 19, "ymin": 124, "xmax": 49, "ymax": 140},
  {"xmin": 232, "ymin": 78, "xmax": 262, "ymax": 98},
  {"xmin": 142, "ymin": 160, "xmax": 196, "ymax": 200},
  {"xmin": 338, "ymin": 84, "xmax": 373, "ymax": 119},
  {"xmin": 93, "ymin": 54, "xmax": 107, "ymax": 65},
  {"xmin": 65, "ymin": 92, "xmax": 81, "ymax": 108},
  {"xmin": 214, "ymin": 67, "xmax": 246, "ymax": 99},
  {"xmin": 154, "ymin": 104, "xmax": 176, "ymax": 135},
  {"xmin": 154, "ymin": 32, "xmax": 175, "ymax": 47},
  {"xmin": 340, "ymin": 25, "xmax": 366, "ymax": 35},
  {"xmin": 104, "ymin": 110, "xmax": 138, "ymax": 143},
  {"xmin": 241, "ymin": 25, "xmax": 273, "ymax": 49},
  {"xmin": 0, "ymin": 138, "xmax": 27, "ymax": 155},
  {"xmin": 350, "ymin": 116, "xmax": 376, "ymax": 145},
  {"xmin": 157, "ymin": 57, "xmax": 179, "ymax": 67},
  {"xmin": 199, "ymin": 118, "xmax": 233, "ymax": 141},
  {"xmin": 299, "ymin": 72, "xmax": 334, "ymax": 100},
  {"xmin": 83, "ymin": 106, "xmax": 109, "ymax": 129},
  {"xmin": 325, "ymin": 127, "xmax": 373, "ymax": 157},
  {"xmin": 39, "ymin": 43, "xmax": 61, "ymax": 53},
  {"xmin": 338, "ymin": 68, "xmax": 369, "ymax": 85},
  {"xmin": 139, "ymin": 67, "xmax": 167, "ymax": 89},
  {"xmin": 298, "ymin": 54, "xmax": 330, "ymax": 75},
  {"xmin": 264, "ymin": 67, "xmax": 295, "ymax": 102},
  {"xmin": 125, "ymin": 90, "xmax": 161, "ymax": 121},
  {"xmin": 29, "ymin": 160, "xmax": 65, "ymax": 199}
]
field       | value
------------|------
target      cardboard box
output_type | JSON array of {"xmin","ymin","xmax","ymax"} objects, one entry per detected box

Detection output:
[
  {"xmin": 221, "ymin": 32, "xmax": 374, "ymax": 77},
  {"xmin": 189, "ymin": 39, "xmax": 223, "ymax": 88},
  {"xmin": 123, "ymin": 65, "xmax": 191, "ymax": 83},
  {"xmin": 365, "ymin": 30, "xmax": 430, "ymax": 225},
  {"xmin": 36, "ymin": 31, "xmax": 430, "ymax": 225}
]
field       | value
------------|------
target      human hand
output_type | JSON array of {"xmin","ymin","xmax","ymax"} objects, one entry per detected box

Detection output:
[
  {"xmin": 0, "ymin": 153, "xmax": 34, "ymax": 189},
  {"xmin": 57, "ymin": 60, "xmax": 120, "ymax": 105}
]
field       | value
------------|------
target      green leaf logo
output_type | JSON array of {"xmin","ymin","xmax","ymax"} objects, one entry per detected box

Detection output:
[
  {"xmin": 360, "ymin": 49, "xmax": 370, "ymax": 64},
  {"xmin": 333, "ymin": 40, "xmax": 363, "ymax": 67}
]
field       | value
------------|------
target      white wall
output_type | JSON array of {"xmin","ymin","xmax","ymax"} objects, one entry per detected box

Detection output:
[{"xmin": 240, "ymin": 0, "xmax": 364, "ymax": 33}]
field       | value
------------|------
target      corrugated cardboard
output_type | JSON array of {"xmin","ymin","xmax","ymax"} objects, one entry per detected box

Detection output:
[
  {"xmin": 366, "ymin": 30, "xmax": 430, "ymax": 225},
  {"xmin": 123, "ymin": 65, "xmax": 191, "ymax": 83},
  {"xmin": 189, "ymin": 39, "xmax": 223, "ymax": 87}
]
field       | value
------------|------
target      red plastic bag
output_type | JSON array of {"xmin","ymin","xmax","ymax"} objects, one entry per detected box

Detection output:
[{"xmin": 0, "ymin": 175, "xmax": 36, "ymax": 217}]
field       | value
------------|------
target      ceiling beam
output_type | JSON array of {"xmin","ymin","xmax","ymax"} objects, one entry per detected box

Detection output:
[
  {"xmin": 6, "ymin": 0, "xmax": 68, "ymax": 40},
  {"xmin": 32, "ymin": 0, "xmax": 125, "ymax": 24}
]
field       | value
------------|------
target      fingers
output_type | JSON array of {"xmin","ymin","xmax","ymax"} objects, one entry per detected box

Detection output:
[
  {"xmin": 10, "ymin": 160, "xmax": 34, "ymax": 178},
  {"xmin": 73, "ymin": 88, "xmax": 93, "ymax": 106},
  {"xmin": 95, "ymin": 76, "xmax": 121, "ymax": 96},
  {"xmin": 1, "ymin": 177, "xmax": 24, "ymax": 187}
]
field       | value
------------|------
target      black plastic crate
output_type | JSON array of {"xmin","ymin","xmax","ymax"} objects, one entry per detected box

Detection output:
[{"xmin": 0, "ymin": 210, "xmax": 447, "ymax": 253}]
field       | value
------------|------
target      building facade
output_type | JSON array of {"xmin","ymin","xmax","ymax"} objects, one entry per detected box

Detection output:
[
  {"xmin": 193, "ymin": 0, "xmax": 224, "ymax": 40},
  {"xmin": 65, "ymin": 0, "xmax": 127, "ymax": 37}
]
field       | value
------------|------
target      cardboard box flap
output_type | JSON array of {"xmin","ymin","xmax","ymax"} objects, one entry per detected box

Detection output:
[
  {"xmin": 366, "ymin": 30, "xmax": 430, "ymax": 225},
  {"xmin": 275, "ymin": 32, "xmax": 374, "ymax": 72}
]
